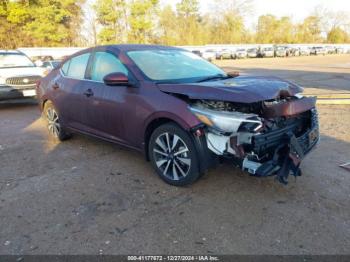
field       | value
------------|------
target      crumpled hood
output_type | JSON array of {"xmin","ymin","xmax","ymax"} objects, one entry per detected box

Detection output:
[{"xmin": 158, "ymin": 76, "xmax": 303, "ymax": 103}]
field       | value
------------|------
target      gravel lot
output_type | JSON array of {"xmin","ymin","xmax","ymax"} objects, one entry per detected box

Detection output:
[{"xmin": 0, "ymin": 55, "xmax": 349, "ymax": 255}]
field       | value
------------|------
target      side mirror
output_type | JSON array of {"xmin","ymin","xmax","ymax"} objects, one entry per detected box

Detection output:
[
  {"xmin": 227, "ymin": 71, "xmax": 240, "ymax": 78},
  {"xmin": 103, "ymin": 72, "xmax": 130, "ymax": 86}
]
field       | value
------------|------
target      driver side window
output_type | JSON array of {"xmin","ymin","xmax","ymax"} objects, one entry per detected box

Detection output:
[{"xmin": 90, "ymin": 52, "xmax": 128, "ymax": 82}]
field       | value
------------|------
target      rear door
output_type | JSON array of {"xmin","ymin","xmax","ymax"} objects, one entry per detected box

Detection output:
[{"xmin": 55, "ymin": 52, "xmax": 91, "ymax": 130}]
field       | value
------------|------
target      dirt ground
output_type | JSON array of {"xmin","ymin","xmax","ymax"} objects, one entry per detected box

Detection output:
[{"xmin": 0, "ymin": 55, "xmax": 350, "ymax": 255}]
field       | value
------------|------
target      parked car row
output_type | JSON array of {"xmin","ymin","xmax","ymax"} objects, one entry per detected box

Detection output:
[{"xmin": 190, "ymin": 44, "xmax": 349, "ymax": 61}]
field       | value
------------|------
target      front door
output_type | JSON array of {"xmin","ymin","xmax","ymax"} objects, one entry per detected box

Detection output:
[{"xmin": 82, "ymin": 51, "xmax": 131, "ymax": 143}]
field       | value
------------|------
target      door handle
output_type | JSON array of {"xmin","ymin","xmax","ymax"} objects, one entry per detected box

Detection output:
[
  {"xmin": 52, "ymin": 82, "xmax": 59, "ymax": 90},
  {"xmin": 84, "ymin": 88, "xmax": 94, "ymax": 97}
]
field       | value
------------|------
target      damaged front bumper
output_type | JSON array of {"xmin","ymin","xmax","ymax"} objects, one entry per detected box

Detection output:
[
  {"xmin": 247, "ymin": 116, "xmax": 319, "ymax": 184},
  {"xmin": 192, "ymin": 97, "xmax": 319, "ymax": 184}
]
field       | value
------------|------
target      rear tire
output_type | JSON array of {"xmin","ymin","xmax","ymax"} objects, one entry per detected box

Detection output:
[
  {"xmin": 148, "ymin": 123, "xmax": 200, "ymax": 186},
  {"xmin": 43, "ymin": 101, "xmax": 71, "ymax": 141}
]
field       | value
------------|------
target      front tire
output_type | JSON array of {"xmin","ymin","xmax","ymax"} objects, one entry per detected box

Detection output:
[
  {"xmin": 149, "ymin": 123, "xmax": 200, "ymax": 186},
  {"xmin": 43, "ymin": 101, "xmax": 71, "ymax": 141}
]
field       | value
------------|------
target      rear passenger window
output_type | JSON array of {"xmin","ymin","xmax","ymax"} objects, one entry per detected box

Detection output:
[
  {"xmin": 90, "ymin": 52, "xmax": 128, "ymax": 82},
  {"xmin": 65, "ymin": 53, "xmax": 90, "ymax": 79}
]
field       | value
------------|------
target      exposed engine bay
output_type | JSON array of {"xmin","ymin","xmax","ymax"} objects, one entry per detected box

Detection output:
[{"xmin": 189, "ymin": 96, "xmax": 319, "ymax": 184}]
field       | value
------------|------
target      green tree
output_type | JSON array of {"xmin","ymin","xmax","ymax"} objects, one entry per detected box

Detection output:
[
  {"xmin": 175, "ymin": 0, "xmax": 204, "ymax": 45},
  {"xmin": 0, "ymin": 0, "xmax": 85, "ymax": 48},
  {"xmin": 0, "ymin": 0, "xmax": 31, "ymax": 48},
  {"xmin": 209, "ymin": 13, "xmax": 245, "ymax": 44},
  {"xmin": 207, "ymin": 0, "xmax": 251, "ymax": 44},
  {"xmin": 176, "ymin": 0, "xmax": 199, "ymax": 18},
  {"xmin": 94, "ymin": 0, "xmax": 127, "ymax": 44},
  {"xmin": 128, "ymin": 0, "xmax": 158, "ymax": 43},
  {"xmin": 256, "ymin": 15, "xmax": 295, "ymax": 43},
  {"xmin": 158, "ymin": 5, "xmax": 179, "ymax": 45},
  {"xmin": 256, "ymin": 15, "xmax": 278, "ymax": 43},
  {"xmin": 275, "ymin": 17, "xmax": 294, "ymax": 43},
  {"xmin": 295, "ymin": 16, "xmax": 322, "ymax": 43},
  {"xmin": 26, "ymin": 0, "xmax": 85, "ymax": 46},
  {"xmin": 327, "ymin": 27, "xmax": 349, "ymax": 43}
]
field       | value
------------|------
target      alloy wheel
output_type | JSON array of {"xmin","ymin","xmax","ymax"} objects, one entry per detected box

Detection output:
[
  {"xmin": 46, "ymin": 107, "xmax": 60, "ymax": 138},
  {"xmin": 153, "ymin": 132, "xmax": 191, "ymax": 181}
]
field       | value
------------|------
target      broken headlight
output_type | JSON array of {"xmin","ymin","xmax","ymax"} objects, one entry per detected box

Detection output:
[{"xmin": 190, "ymin": 106, "xmax": 262, "ymax": 133}]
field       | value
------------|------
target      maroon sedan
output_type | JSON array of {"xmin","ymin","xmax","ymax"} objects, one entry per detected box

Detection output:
[{"xmin": 37, "ymin": 45, "xmax": 319, "ymax": 186}]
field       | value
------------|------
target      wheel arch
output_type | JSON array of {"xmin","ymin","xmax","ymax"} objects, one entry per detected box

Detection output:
[
  {"xmin": 144, "ymin": 117, "xmax": 185, "ymax": 161},
  {"xmin": 143, "ymin": 115, "xmax": 218, "ymax": 174},
  {"xmin": 42, "ymin": 98, "xmax": 49, "ymax": 109}
]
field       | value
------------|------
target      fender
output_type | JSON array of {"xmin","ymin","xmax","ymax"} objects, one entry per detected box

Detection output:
[
  {"xmin": 143, "ymin": 110, "xmax": 199, "ymax": 132},
  {"xmin": 141, "ymin": 110, "xmax": 202, "ymax": 160}
]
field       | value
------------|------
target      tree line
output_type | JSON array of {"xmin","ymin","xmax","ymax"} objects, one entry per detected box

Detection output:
[{"xmin": 1, "ymin": 0, "xmax": 349, "ymax": 49}]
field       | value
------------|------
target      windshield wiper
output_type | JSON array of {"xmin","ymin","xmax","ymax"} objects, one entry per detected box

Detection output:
[{"xmin": 196, "ymin": 74, "xmax": 230, "ymax": 83}]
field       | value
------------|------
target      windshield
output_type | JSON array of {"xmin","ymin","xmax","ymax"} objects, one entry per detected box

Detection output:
[
  {"xmin": 264, "ymin": 48, "xmax": 273, "ymax": 51},
  {"xmin": 0, "ymin": 53, "xmax": 35, "ymax": 68},
  {"xmin": 127, "ymin": 50, "xmax": 226, "ymax": 83}
]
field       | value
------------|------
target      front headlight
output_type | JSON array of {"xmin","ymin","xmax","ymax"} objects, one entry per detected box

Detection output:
[
  {"xmin": 190, "ymin": 106, "xmax": 262, "ymax": 133},
  {"xmin": 0, "ymin": 77, "xmax": 5, "ymax": 85}
]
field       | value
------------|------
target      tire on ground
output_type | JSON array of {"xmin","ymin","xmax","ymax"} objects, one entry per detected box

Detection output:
[
  {"xmin": 148, "ymin": 122, "xmax": 200, "ymax": 186},
  {"xmin": 43, "ymin": 101, "xmax": 71, "ymax": 141}
]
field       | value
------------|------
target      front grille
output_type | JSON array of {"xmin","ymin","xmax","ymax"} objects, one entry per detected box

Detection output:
[{"xmin": 5, "ymin": 75, "xmax": 41, "ymax": 87}]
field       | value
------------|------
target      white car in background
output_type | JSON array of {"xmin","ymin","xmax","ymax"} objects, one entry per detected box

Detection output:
[
  {"xmin": 310, "ymin": 46, "xmax": 327, "ymax": 55},
  {"xmin": 325, "ymin": 46, "xmax": 336, "ymax": 54},
  {"xmin": 336, "ymin": 47, "xmax": 345, "ymax": 54},
  {"xmin": 299, "ymin": 47, "xmax": 311, "ymax": 56},
  {"xmin": 201, "ymin": 49, "xmax": 216, "ymax": 61},
  {"xmin": 0, "ymin": 50, "xmax": 46, "ymax": 101},
  {"xmin": 260, "ymin": 47, "xmax": 274, "ymax": 57},
  {"xmin": 216, "ymin": 49, "xmax": 234, "ymax": 59},
  {"xmin": 247, "ymin": 48, "xmax": 259, "ymax": 58},
  {"xmin": 235, "ymin": 48, "xmax": 247, "ymax": 59},
  {"xmin": 275, "ymin": 46, "xmax": 288, "ymax": 57}
]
